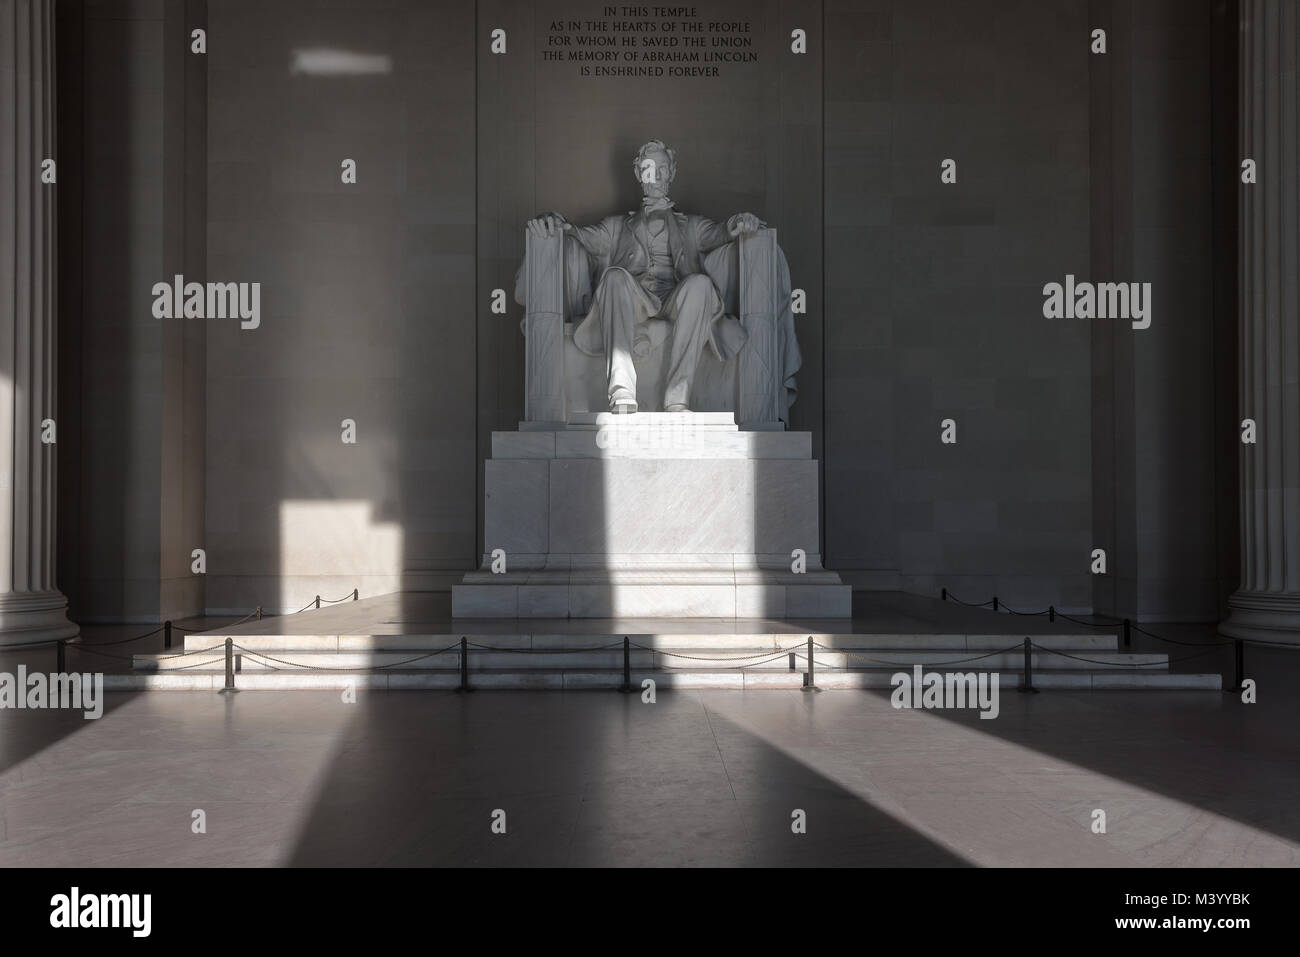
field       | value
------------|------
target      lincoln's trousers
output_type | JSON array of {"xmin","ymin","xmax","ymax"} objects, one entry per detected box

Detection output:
[{"xmin": 588, "ymin": 267, "xmax": 724, "ymax": 410}]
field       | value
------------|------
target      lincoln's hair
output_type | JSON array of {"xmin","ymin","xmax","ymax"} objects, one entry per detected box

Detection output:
[{"xmin": 633, "ymin": 139, "xmax": 676, "ymax": 184}]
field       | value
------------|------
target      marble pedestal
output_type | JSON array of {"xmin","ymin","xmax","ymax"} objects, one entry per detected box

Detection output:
[{"xmin": 453, "ymin": 413, "xmax": 850, "ymax": 618}]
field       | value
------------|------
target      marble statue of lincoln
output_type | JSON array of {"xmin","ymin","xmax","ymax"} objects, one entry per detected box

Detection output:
[{"xmin": 525, "ymin": 139, "xmax": 765, "ymax": 413}]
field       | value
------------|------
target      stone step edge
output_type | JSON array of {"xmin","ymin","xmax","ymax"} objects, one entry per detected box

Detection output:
[{"xmin": 176, "ymin": 633, "xmax": 1125, "ymax": 652}]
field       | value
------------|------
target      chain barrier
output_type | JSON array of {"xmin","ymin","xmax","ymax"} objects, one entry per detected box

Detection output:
[
  {"xmin": 0, "ymin": 624, "xmax": 166, "ymax": 652},
  {"xmin": 814, "ymin": 642, "xmax": 1026, "ymax": 669},
  {"xmin": 233, "ymin": 640, "xmax": 463, "ymax": 673},
  {"xmin": 630, "ymin": 640, "xmax": 809, "ymax": 663},
  {"xmin": 467, "ymin": 640, "xmax": 626, "ymax": 653},
  {"xmin": 165, "ymin": 654, "xmax": 231, "ymax": 672},
  {"xmin": 668, "ymin": 649, "xmax": 795, "ymax": 671},
  {"xmin": 940, "ymin": 588, "xmax": 1262, "ymax": 650},
  {"xmin": 940, "ymin": 591, "xmax": 996, "ymax": 609},
  {"xmin": 793, "ymin": 652, "xmax": 843, "ymax": 671},
  {"xmin": 1129, "ymin": 623, "xmax": 1233, "ymax": 648},
  {"xmin": 153, "ymin": 642, "xmax": 233, "ymax": 660},
  {"xmin": 0, "ymin": 593, "xmax": 326, "ymax": 658},
  {"xmin": 85, "ymin": 624, "xmax": 165, "ymax": 647},
  {"xmin": 32, "ymin": 582, "xmax": 1276, "ymax": 694},
  {"xmin": 1028, "ymin": 640, "xmax": 1229, "ymax": 669},
  {"xmin": 85, "ymin": 610, "xmax": 262, "ymax": 650},
  {"xmin": 0, "ymin": 635, "xmax": 79, "ymax": 651},
  {"xmin": 72, "ymin": 641, "xmax": 228, "ymax": 664}
]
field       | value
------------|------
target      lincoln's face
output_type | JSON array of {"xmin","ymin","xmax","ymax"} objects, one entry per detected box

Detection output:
[{"xmin": 638, "ymin": 147, "xmax": 673, "ymax": 199}]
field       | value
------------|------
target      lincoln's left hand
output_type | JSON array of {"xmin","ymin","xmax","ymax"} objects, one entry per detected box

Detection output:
[{"xmin": 727, "ymin": 212, "xmax": 766, "ymax": 236}]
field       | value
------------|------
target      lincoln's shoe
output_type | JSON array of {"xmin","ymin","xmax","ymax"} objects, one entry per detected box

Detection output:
[{"xmin": 665, "ymin": 403, "xmax": 690, "ymax": 413}]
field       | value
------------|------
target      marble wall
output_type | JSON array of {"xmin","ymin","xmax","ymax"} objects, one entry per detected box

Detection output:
[
  {"xmin": 56, "ymin": 0, "xmax": 1237, "ymax": 621},
  {"xmin": 823, "ymin": 0, "xmax": 1094, "ymax": 608},
  {"xmin": 203, "ymin": 0, "xmax": 476, "ymax": 612}
]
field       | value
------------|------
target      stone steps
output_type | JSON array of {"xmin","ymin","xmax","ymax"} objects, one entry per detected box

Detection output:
[{"xmin": 123, "ymin": 629, "xmax": 1223, "ymax": 691}]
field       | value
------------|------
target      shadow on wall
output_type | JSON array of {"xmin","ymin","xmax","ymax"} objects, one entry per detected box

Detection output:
[{"xmin": 55, "ymin": 0, "xmax": 155, "ymax": 623}]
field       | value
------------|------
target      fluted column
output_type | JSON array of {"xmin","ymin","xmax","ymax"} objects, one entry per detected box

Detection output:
[
  {"xmin": 1222, "ymin": 0, "xmax": 1300, "ymax": 646},
  {"xmin": 0, "ymin": 0, "xmax": 76, "ymax": 646}
]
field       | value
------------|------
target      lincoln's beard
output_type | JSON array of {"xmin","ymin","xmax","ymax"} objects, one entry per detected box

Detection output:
[{"xmin": 642, "ymin": 181, "xmax": 671, "ymax": 205}]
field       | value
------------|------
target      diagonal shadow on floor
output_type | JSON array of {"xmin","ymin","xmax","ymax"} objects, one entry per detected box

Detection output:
[{"xmin": 284, "ymin": 690, "xmax": 969, "ymax": 867}]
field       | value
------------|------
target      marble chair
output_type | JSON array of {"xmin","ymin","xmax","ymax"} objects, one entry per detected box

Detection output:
[{"xmin": 515, "ymin": 226, "xmax": 801, "ymax": 427}]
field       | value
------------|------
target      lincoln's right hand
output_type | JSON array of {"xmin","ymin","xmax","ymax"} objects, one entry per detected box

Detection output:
[{"xmin": 526, "ymin": 213, "xmax": 569, "ymax": 239}]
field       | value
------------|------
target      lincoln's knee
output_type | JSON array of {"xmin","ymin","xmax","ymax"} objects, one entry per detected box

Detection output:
[
  {"xmin": 598, "ymin": 266, "xmax": 637, "ymax": 291},
  {"xmin": 679, "ymin": 273, "xmax": 719, "ymax": 302}
]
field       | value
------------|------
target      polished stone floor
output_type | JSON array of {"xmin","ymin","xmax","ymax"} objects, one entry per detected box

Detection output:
[{"xmin": 1, "ymin": 653, "xmax": 1298, "ymax": 866}]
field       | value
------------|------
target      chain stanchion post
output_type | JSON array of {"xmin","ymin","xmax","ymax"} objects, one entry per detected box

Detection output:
[
  {"xmin": 941, "ymin": 587, "xmax": 948, "ymax": 601},
  {"xmin": 802, "ymin": 636, "xmax": 817, "ymax": 691},
  {"xmin": 164, "ymin": 619, "xmax": 173, "ymax": 650},
  {"xmin": 1018, "ymin": 637, "xmax": 1038, "ymax": 694},
  {"xmin": 352, "ymin": 588, "xmax": 359, "ymax": 601},
  {"xmin": 315, "ymin": 595, "xmax": 321, "ymax": 610},
  {"xmin": 1123, "ymin": 618, "xmax": 1131, "ymax": 648},
  {"xmin": 993, "ymin": 596, "xmax": 999, "ymax": 612},
  {"xmin": 56, "ymin": 639, "xmax": 65, "ymax": 672},
  {"xmin": 619, "ymin": 636, "xmax": 631, "ymax": 693},
  {"xmin": 256, "ymin": 605, "xmax": 263, "ymax": 620},
  {"xmin": 1048, "ymin": 605, "xmax": 1055, "ymax": 623},
  {"xmin": 458, "ymin": 636, "xmax": 470, "ymax": 692},
  {"xmin": 219, "ymin": 638, "xmax": 238, "ymax": 694}
]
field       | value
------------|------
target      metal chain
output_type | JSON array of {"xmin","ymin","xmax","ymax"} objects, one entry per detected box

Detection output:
[
  {"xmin": 1029, "ymin": 641, "xmax": 1227, "ymax": 669},
  {"xmin": 821, "ymin": 642, "xmax": 1026, "ymax": 669},
  {"xmin": 466, "ymin": 640, "xmax": 626, "ymax": 653},
  {"xmin": 632, "ymin": 641, "xmax": 808, "ymax": 662}
]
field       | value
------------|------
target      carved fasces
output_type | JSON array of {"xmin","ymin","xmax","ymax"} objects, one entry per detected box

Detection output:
[
  {"xmin": 523, "ymin": 230, "xmax": 566, "ymax": 422},
  {"xmin": 737, "ymin": 228, "xmax": 781, "ymax": 425}
]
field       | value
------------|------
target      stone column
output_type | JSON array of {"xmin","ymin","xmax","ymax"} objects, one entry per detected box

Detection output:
[
  {"xmin": 1222, "ymin": 0, "xmax": 1300, "ymax": 646},
  {"xmin": 0, "ymin": 0, "xmax": 77, "ymax": 646}
]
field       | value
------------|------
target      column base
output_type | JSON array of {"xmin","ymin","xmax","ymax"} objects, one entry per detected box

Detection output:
[
  {"xmin": 1219, "ymin": 590, "xmax": 1300, "ymax": 647},
  {"xmin": 0, "ymin": 590, "xmax": 79, "ymax": 647}
]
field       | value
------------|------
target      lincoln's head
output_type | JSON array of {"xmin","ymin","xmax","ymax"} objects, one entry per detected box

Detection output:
[{"xmin": 633, "ymin": 139, "xmax": 676, "ymax": 200}]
